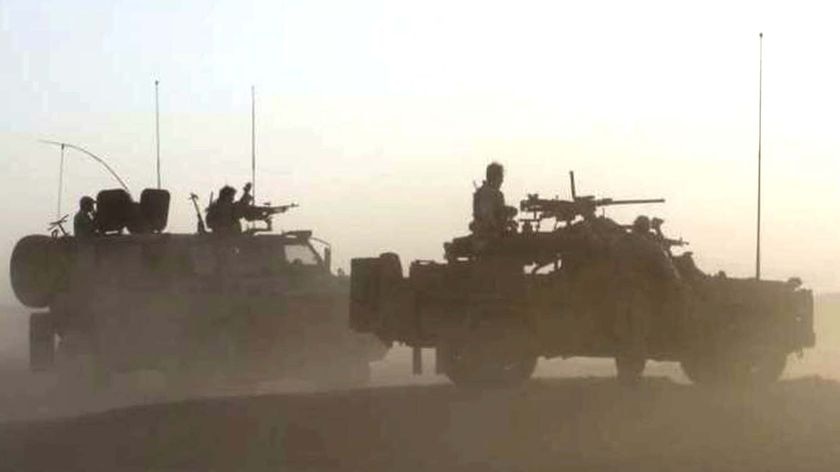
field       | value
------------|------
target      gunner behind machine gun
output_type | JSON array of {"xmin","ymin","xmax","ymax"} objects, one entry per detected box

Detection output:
[
  {"xmin": 448, "ymin": 168, "xmax": 666, "ymax": 261},
  {"xmin": 651, "ymin": 217, "xmax": 687, "ymax": 255},
  {"xmin": 205, "ymin": 182, "xmax": 297, "ymax": 235}
]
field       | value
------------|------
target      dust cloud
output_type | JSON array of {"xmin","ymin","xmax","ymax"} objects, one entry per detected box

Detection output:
[{"xmin": 0, "ymin": 296, "xmax": 837, "ymax": 470}]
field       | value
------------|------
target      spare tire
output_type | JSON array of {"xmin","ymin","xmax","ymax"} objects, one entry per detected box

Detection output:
[
  {"xmin": 140, "ymin": 188, "xmax": 171, "ymax": 232},
  {"xmin": 10, "ymin": 235, "xmax": 65, "ymax": 308},
  {"xmin": 349, "ymin": 257, "xmax": 382, "ymax": 333},
  {"xmin": 96, "ymin": 188, "xmax": 133, "ymax": 233}
]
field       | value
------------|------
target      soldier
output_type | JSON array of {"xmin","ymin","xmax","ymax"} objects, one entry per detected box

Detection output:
[
  {"xmin": 206, "ymin": 184, "xmax": 252, "ymax": 234},
  {"xmin": 629, "ymin": 215, "xmax": 676, "ymax": 274},
  {"xmin": 73, "ymin": 196, "xmax": 97, "ymax": 238},
  {"xmin": 470, "ymin": 162, "xmax": 517, "ymax": 237},
  {"xmin": 616, "ymin": 215, "xmax": 682, "ymax": 377},
  {"xmin": 631, "ymin": 215, "xmax": 651, "ymax": 237},
  {"xmin": 651, "ymin": 217, "xmax": 687, "ymax": 256}
]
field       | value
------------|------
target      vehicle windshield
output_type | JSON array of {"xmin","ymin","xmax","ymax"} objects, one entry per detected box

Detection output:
[{"xmin": 284, "ymin": 243, "xmax": 320, "ymax": 267}]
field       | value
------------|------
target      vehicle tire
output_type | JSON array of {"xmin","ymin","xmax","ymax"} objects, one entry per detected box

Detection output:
[
  {"xmin": 439, "ymin": 320, "xmax": 538, "ymax": 389},
  {"xmin": 29, "ymin": 312, "xmax": 56, "ymax": 372},
  {"xmin": 680, "ymin": 354, "xmax": 715, "ymax": 385},
  {"xmin": 56, "ymin": 332, "xmax": 111, "ymax": 390},
  {"xmin": 741, "ymin": 350, "xmax": 788, "ymax": 384},
  {"xmin": 311, "ymin": 360, "xmax": 371, "ymax": 390},
  {"xmin": 11, "ymin": 236, "xmax": 63, "ymax": 308},
  {"xmin": 443, "ymin": 345, "xmax": 537, "ymax": 388},
  {"xmin": 615, "ymin": 355, "xmax": 646, "ymax": 385},
  {"xmin": 360, "ymin": 334, "xmax": 390, "ymax": 363},
  {"xmin": 612, "ymin": 279, "xmax": 652, "ymax": 385},
  {"xmin": 158, "ymin": 354, "xmax": 215, "ymax": 393},
  {"xmin": 681, "ymin": 348, "xmax": 787, "ymax": 387}
]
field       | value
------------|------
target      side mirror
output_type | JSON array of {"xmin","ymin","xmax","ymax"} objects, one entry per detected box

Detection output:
[{"xmin": 323, "ymin": 246, "xmax": 332, "ymax": 272}]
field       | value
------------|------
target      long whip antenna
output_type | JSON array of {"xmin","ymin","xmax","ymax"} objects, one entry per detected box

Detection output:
[
  {"xmin": 57, "ymin": 143, "xmax": 65, "ymax": 218},
  {"xmin": 251, "ymin": 84, "xmax": 256, "ymax": 203},
  {"xmin": 155, "ymin": 79, "xmax": 161, "ymax": 189},
  {"xmin": 39, "ymin": 140, "xmax": 131, "ymax": 194},
  {"xmin": 755, "ymin": 32, "xmax": 763, "ymax": 280}
]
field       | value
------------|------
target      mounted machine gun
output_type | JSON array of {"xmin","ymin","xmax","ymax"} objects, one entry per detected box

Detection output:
[
  {"xmin": 241, "ymin": 202, "xmax": 299, "ymax": 233},
  {"xmin": 446, "ymin": 171, "xmax": 666, "ymax": 262},
  {"xmin": 519, "ymin": 172, "xmax": 665, "ymax": 228},
  {"xmin": 651, "ymin": 217, "xmax": 688, "ymax": 254}
]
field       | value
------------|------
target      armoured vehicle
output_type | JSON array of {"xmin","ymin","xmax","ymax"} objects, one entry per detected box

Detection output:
[
  {"xmin": 350, "ymin": 173, "xmax": 814, "ymax": 387},
  {"xmin": 10, "ymin": 186, "xmax": 387, "ymax": 387}
]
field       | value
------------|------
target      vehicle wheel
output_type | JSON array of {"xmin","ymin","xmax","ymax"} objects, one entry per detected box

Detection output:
[
  {"xmin": 612, "ymin": 280, "xmax": 652, "ymax": 385},
  {"xmin": 56, "ymin": 332, "xmax": 111, "ymax": 390},
  {"xmin": 157, "ymin": 356, "xmax": 211, "ymax": 393},
  {"xmin": 29, "ymin": 312, "xmax": 56, "ymax": 372},
  {"xmin": 179, "ymin": 328, "xmax": 245, "ymax": 387},
  {"xmin": 440, "ymin": 323, "xmax": 538, "ymax": 389},
  {"xmin": 10, "ymin": 235, "xmax": 63, "ymax": 308},
  {"xmin": 311, "ymin": 360, "xmax": 371, "ymax": 390},
  {"xmin": 615, "ymin": 355, "xmax": 646, "ymax": 385},
  {"xmin": 680, "ymin": 354, "xmax": 715, "ymax": 385},
  {"xmin": 442, "ymin": 345, "xmax": 537, "ymax": 388},
  {"xmin": 681, "ymin": 348, "xmax": 787, "ymax": 387},
  {"xmin": 728, "ymin": 348, "xmax": 788, "ymax": 385}
]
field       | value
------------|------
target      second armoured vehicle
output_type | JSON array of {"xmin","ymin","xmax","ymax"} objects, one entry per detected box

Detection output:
[
  {"xmin": 11, "ymin": 185, "xmax": 388, "ymax": 387},
  {"xmin": 349, "ymin": 172, "xmax": 814, "ymax": 387}
]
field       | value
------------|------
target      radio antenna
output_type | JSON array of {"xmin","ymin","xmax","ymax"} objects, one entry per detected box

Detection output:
[
  {"xmin": 755, "ymin": 32, "xmax": 763, "ymax": 280},
  {"xmin": 56, "ymin": 143, "xmax": 65, "ymax": 218},
  {"xmin": 39, "ymin": 140, "xmax": 131, "ymax": 194},
  {"xmin": 251, "ymin": 85, "xmax": 256, "ymax": 203},
  {"xmin": 155, "ymin": 79, "xmax": 161, "ymax": 189}
]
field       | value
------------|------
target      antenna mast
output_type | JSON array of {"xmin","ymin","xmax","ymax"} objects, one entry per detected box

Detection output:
[
  {"xmin": 756, "ymin": 32, "xmax": 763, "ymax": 280},
  {"xmin": 251, "ymin": 85, "xmax": 256, "ymax": 203},
  {"xmin": 155, "ymin": 79, "xmax": 161, "ymax": 189},
  {"xmin": 56, "ymin": 143, "xmax": 65, "ymax": 218}
]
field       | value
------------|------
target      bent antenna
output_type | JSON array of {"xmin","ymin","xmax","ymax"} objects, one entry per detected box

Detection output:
[{"xmin": 39, "ymin": 140, "xmax": 131, "ymax": 194}]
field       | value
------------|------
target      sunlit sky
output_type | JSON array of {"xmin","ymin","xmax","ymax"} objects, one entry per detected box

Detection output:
[{"xmin": 1, "ymin": 0, "xmax": 839, "ymax": 302}]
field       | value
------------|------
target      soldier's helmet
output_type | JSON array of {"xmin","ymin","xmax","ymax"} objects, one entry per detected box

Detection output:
[
  {"xmin": 79, "ymin": 196, "xmax": 95, "ymax": 212},
  {"xmin": 219, "ymin": 185, "xmax": 236, "ymax": 201},
  {"xmin": 486, "ymin": 162, "xmax": 504, "ymax": 182},
  {"xmin": 632, "ymin": 215, "xmax": 651, "ymax": 234}
]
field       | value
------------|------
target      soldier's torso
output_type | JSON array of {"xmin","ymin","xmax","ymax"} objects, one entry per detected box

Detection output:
[{"xmin": 472, "ymin": 183, "xmax": 506, "ymax": 235}]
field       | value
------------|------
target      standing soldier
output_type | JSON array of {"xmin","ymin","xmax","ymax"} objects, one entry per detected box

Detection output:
[
  {"xmin": 206, "ymin": 183, "xmax": 253, "ymax": 234},
  {"xmin": 73, "ymin": 196, "xmax": 97, "ymax": 238},
  {"xmin": 470, "ymin": 162, "xmax": 517, "ymax": 237}
]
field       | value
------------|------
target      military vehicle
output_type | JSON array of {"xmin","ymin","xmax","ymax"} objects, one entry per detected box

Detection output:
[
  {"xmin": 349, "ymin": 172, "xmax": 814, "ymax": 387},
  {"xmin": 10, "ymin": 186, "xmax": 387, "ymax": 387}
]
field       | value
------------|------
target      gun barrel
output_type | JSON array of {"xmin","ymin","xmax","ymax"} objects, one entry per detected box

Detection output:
[
  {"xmin": 266, "ymin": 203, "xmax": 298, "ymax": 212},
  {"xmin": 602, "ymin": 198, "xmax": 665, "ymax": 205}
]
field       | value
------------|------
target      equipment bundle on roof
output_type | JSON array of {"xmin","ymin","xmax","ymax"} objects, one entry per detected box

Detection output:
[{"xmin": 96, "ymin": 188, "xmax": 170, "ymax": 234}]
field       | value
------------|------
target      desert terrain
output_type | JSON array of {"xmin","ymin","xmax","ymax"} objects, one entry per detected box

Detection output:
[{"xmin": 0, "ymin": 296, "xmax": 838, "ymax": 471}]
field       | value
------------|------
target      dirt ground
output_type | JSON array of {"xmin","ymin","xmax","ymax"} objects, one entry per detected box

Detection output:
[
  {"xmin": 0, "ymin": 298, "xmax": 838, "ymax": 471},
  {"xmin": 3, "ymin": 376, "xmax": 840, "ymax": 472}
]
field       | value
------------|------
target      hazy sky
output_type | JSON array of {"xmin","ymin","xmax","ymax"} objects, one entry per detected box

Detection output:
[{"xmin": 1, "ymin": 0, "xmax": 839, "ymax": 303}]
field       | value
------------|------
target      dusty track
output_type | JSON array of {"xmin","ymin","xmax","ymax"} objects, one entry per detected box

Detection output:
[{"xmin": 2, "ymin": 376, "xmax": 840, "ymax": 472}]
